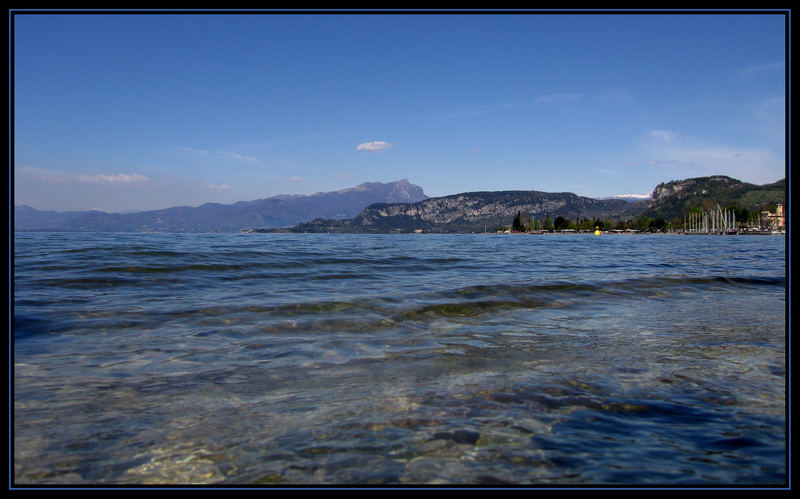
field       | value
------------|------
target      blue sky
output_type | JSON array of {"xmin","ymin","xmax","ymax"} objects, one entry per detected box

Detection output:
[{"xmin": 13, "ymin": 11, "xmax": 787, "ymax": 212}]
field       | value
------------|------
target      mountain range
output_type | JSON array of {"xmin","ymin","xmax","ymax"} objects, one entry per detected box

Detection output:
[
  {"xmin": 284, "ymin": 190, "xmax": 646, "ymax": 233},
  {"xmin": 14, "ymin": 179, "xmax": 428, "ymax": 232},
  {"xmin": 14, "ymin": 175, "xmax": 785, "ymax": 233},
  {"xmin": 279, "ymin": 175, "xmax": 785, "ymax": 234}
]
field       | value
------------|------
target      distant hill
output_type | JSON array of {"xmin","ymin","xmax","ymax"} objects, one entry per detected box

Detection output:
[
  {"xmin": 14, "ymin": 179, "xmax": 428, "ymax": 232},
  {"xmin": 280, "ymin": 190, "xmax": 647, "ymax": 233},
  {"xmin": 640, "ymin": 176, "xmax": 786, "ymax": 221},
  {"xmin": 15, "ymin": 175, "xmax": 784, "ymax": 233},
  {"xmin": 275, "ymin": 175, "xmax": 785, "ymax": 234}
]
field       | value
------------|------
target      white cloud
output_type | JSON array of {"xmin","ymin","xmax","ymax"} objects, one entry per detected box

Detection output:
[
  {"xmin": 357, "ymin": 141, "xmax": 393, "ymax": 153},
  {"xmin": 289, "ymin": 176, "xmax": 307, "ymax": 184},
  {"xmin": 19, "ymin": 166, "xmax": 150, "ymax": 185}
]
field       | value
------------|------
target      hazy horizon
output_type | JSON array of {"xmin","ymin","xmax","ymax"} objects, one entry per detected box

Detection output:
[{"xmin": 15, "ymin": 172, "xmax": 790, "ymax": 215}]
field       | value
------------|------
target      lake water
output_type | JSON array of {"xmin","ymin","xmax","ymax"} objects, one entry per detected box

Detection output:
[{"xmin": 13, "ymin": 232, "xmax": 787, "ymax": 486}]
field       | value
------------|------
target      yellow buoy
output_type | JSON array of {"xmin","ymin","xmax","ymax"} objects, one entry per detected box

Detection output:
[{"xmin": 594, "ymin": 226, "xmax": 601, "ymax": 236}]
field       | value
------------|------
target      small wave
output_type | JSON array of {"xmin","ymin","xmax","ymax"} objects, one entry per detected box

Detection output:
[
  {"xmin": 396, "ymin": 299, "xmax": 530, "ymax": 320},
  {"xmin": 104, "ymin": 273, "xmax": 787, "ymax": 330},
  {"xmin": 392, "ymin": 274, "xmax": 785, "ymax": 322},
  {"xmin": 94, "ymin": 263, "xmax": 252, "ymax": 274},
  {"xmin": 37, "ymin": 276, "xmax": 143, "ymax": 289},
  {"xmin": 125, "ymin": 250, "xmax": 194, "ymax": 258},
  {"xmin": 14, "ymin": 315, "xmax": 53, "ymax": 339},
  {"xmin": 707, "ymin": 275, "xmax": 785, "ymax": 287}
]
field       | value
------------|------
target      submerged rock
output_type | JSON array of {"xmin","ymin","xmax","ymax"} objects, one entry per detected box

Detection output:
[{"xmin": 431, "ymin": 429, "xmax": 481, "ymax": 445}]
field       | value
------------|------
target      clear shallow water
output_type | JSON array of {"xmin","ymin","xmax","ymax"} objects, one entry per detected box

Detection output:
[{"xmin": 13, "ymin": 232, "xmax": 786, "ymax": 485}]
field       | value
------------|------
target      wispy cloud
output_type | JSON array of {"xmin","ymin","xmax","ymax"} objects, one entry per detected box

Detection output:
[
  {"xmin": 19, "ymin": 166, "xmax": 151, "ymax": 185},
  {"xmin": 647, "ymin": 160, "xmax": 682, "ymax": 166},
  {"xmin": 335, "ymin": 171, "xmax": 353, "ymax": 179},
  {"xmin": 738, "ymin": 60, "xmax": 785, "ymax": 77},
  {"xmin": 357, "ymin": 141, "xmax": 393, "ymax": 153},
  {"xmin": 180, "ymin": 146, "xmax": 263, "ymax": 165},
  {"xmin": 18, "ymin": 166, "xmax": 71, "ymax": 183},
  {"xmin": 425, "ymin": 94, "xmax": 580, "ymax": 121},
  {"xmin": 179, "ymin": 147, "xmax": 211, "ymax": 157},
  {"xmin": 425, "ymin": 102, "xmax": 525, "ymax": 120},
  {"xmin": 202, "ymin": 182, "xmax": 230, "ymax": 191},
  {"xmin": 639, "ymin": 129, "xmax": 784, "ymax": 184},
  {"xmin": 218, "ymin": 151, "xmax": 262, "ymax": 164},
  {"xmin": 289, "ymin": 176, "xmax": 307, "ymax": 184},
  {"xmin": 752, "ymin": 95, "xmax": 785, "ymax": 121},
  {"xmin": 649, "ymin": 129, "xmax": 675, "ymax": 143},
  {"xmin": 750, "ymin": 95, "xmax": 786, "ymax": 144},
  {"xmin": 77, "ymin": 173, "xmax": 150, "ymax": 184},
  {"xmin": 649, "ymin": 146, "xmax": 775, "ymax": 168},
  {"xmin": 533, "ymin": 93, "xmax": 581, "ymax": 104}
]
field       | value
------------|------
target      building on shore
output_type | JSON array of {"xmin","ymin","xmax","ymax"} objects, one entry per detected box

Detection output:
[{"xmin": 760, "ymin": 204, "xmax": 785, "ymax": 231}]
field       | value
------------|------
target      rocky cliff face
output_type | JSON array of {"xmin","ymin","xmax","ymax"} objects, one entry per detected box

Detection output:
[
  {"xmin": 642, "ymin": 175, "xmax": 784, "ymax": 220},
  {"xmin": 363, "ymin": 191, "xmax": 637, "ymax": 225},
  {"xmin": 650, "ymin": 175, "xmax": 741, "ymax": 204},
  {"xmin": 380, "ymin": 178, "xmax": 428, "ymax": 203},
  {"xmin": 291, "ymin": 190, "xmax": 643, "ymax": 233}
]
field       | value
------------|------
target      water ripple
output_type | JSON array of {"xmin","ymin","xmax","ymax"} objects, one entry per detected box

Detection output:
[{"xmin": 13, "ymin": 233, "xmax": 786, "ymax": 485}]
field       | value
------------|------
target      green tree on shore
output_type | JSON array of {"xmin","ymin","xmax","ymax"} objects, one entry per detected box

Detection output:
[{"xmin": 512, "ymin": 211, "xmax": 522, "ymax": 232}]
